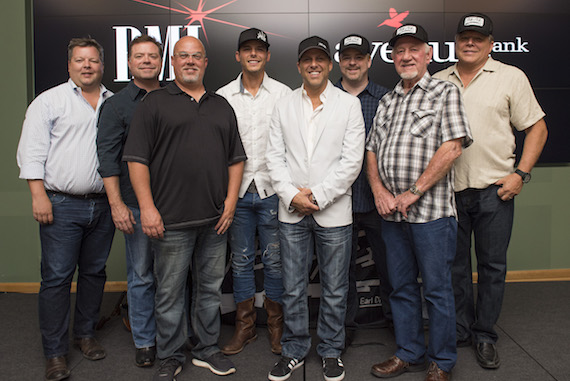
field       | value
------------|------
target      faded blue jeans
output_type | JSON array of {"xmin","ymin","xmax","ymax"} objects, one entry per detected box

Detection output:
[
  {"xmin": 279, "ymin": 216, "xmax": 352, "ymax": 360},
  {"xmin": 39, "ymin": 192, "xmax": 114, "ymax": 358},
  {"xmin": 152, "ymin": 223, "xmax": 226, "ymax": 364},
  {"xmin": 382, "ymin": 217, "xmax": 457, "ymax": 373},
  {"xmin": 124, "ymin": 206, "xmax": 155, "ymax": 348},
  {"xmin": 228, "ymin": 193, "xmax": 283, "ymax": 304}
]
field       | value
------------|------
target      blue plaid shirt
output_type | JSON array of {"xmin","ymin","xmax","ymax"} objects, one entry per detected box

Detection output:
[{"xmin": 335, "ymin": 78, "xmax": 389, "ymax": 213}]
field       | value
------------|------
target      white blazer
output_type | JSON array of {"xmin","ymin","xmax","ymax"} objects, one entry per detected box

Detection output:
[{"xmin": 266, "ymin": 81, "xmax": 365, "ymax": 228}]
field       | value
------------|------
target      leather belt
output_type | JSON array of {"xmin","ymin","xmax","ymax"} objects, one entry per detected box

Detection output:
[{"xmin": 48, "ymin": 191, "xmax": 107, "ymax": 199}]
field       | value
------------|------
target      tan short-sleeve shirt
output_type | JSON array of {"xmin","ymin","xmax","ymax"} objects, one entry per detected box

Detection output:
[{"xmin": 433, "ymin": 58, "xmax": 545, "ymax": 191}]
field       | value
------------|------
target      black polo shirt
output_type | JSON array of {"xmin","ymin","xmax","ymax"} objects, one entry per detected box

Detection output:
[{"xmin": 123, "ymin": 82, "xmax": 246, "ymax": 230}]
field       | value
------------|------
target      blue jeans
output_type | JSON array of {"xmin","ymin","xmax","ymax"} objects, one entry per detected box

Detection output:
[
  {"xmin": 38, "ymin": 192, "xmax": 114, "ymax": 358},
  {"xmin": 153, "ymin": 224, "xmax": 226, "ymax": 364},
  {"xmin": 124, "ymin": 206, "xmax": 155, "ymax": 348},
  {"xmin": 382, "ymin": 217, "xmax": 457, "ymax": 373},
  {"xmin": 346, "ymin": 209, "xmax": 392, "ymax": 330},
  {"xmin": 229, "ymin": 193, "xmax": 283, "ymax": 303},
  {"xmin": 454, "ymin": 186, "xmax": 513, "ymax": 344},
  {"xmin": 280, "ymin": 216, "xmax": 352, "ymax": 359}
]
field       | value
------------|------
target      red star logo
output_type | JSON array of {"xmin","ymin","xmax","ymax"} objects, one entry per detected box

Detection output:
[{"xmin": 132, "ymin": 0, "xmax": 277, "ymax": 43}]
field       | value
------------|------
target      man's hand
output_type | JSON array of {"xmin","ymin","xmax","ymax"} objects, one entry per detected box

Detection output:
[
  {"xmin": 373, "ymin": 187, "xmax": 397, "ymax": 219},
  {"xmin": 140, "ymin": 206, "xmax": 164, "ymax": 239},
  {"xmin": 495, "ymin": 173, "xmax": 523, "ymax": 201},
  {"xmin": 215, "ymin": 198, "xmax": 236, "ymax": 235},
  {"xmin": 291, "ymin": 188, "xmax": 319, "ymax": 216},
  {"xmin": 394, "ymin": 191, "xmax": 421, "ymax": 219},
  {"xmin": 32, "ymin": 192, "xmax": 53, "ymax": 224},
  {"xmin": 110, "ymin": 201, "xmax": 136, "ymax": 234}
]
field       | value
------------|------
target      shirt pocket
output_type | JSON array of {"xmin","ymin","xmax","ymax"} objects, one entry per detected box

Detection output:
[{"xmin": 410, "ymin": 109, "xmax": 436, "ymax": 138}]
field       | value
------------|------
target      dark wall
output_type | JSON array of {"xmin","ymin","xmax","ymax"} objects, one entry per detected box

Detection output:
[{"xmin": 33, "ymin": 0, "xmax": 569, "ymax": 163}]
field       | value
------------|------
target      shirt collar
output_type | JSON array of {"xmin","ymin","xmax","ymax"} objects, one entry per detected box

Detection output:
[
  {"xmin": 302, "ymin": 80, "xmax": 332, "ymax": 103},
  {"xmin": 335, "ymin": 78, "xmax": 386, "ymax": 99},
  {"xmin": 394, "ymin": 71, "xmax": 431, "ymax": 96},
  {"xmin": 68, "ymin": 78, "xmax": 109, "ymax": 98},
  {"xmin": 450, "ymin": 57, "xmax": 498, "ymax": 82},
  {"xmin": 126, "ymin": 80, "xmax": 147, "ymax": 100},
  {"xmin": 237, "ymin": 72, "xmax": 271, "ymax": 95}
]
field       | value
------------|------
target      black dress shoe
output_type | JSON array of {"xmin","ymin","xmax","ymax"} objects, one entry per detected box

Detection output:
[
  {"xmin": 476, "ymin": 342, "xmax": 500, "ymax": 369},
  {"xmin": 135, "ymin": 346, "xmax": 156, "ymax": 367},
  {"xmin": 45, "ymin": 356, "xmax": 70, "ymax": 381}
]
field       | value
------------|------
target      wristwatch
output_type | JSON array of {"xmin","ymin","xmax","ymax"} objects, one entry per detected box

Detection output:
[
  {"xmin": 409, "ymin": 184, "xmax": 424, "ymax": 197},
  {"xmin": 514, "ymin": 169, "xmax": 531, "ymax": 183}
]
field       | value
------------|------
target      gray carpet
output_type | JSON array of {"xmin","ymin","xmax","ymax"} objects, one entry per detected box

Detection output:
[{"xmin": 1, "ymin": 281, "xmax": 569, "ymax": 380}]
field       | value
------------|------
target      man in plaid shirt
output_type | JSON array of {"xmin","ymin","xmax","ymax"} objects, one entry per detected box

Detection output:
[{"xmin": 366, "ymin": 24, "xmax": 472, "ymax": 381}]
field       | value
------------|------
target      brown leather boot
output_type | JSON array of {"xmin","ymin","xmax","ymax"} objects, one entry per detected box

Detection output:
[
  {"xmin": 264, "ymin": 297, "xmax": 283, "ymax": 354},
  {"xmin": 221, "ymin": 297, "xmax": 257, "ymax": 355}
]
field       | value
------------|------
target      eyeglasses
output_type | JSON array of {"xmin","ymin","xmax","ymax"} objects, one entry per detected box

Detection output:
[{"xmin": 173, "ymin": 52, "xmax": 205, "ymax": 61}]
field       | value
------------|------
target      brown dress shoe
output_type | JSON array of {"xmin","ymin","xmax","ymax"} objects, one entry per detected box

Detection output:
[
  {"xmin": 425, "ymin": 362, "xmax": 451, "ymax": 381},
  {"xmin": 45, "ymin": 356, "xmax": 70, "ymax": 381},
  {"xmin": 74, "ymin": 337, "xmax": 106, "ymax": 360},
  {"xmin": 264, "ymin": 297, "xmax": 283, "ymax": 355},
  {"xmin": 221, "ymin": 297, "xmax": 257, "ymax": 355},
  {"xmin": 371, "ymin": 355, "xmax": 426, "ymax": 378}
]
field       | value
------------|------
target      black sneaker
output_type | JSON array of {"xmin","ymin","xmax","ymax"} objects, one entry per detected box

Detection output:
[
  {"xmin": 323, "ymin": 357, "xmax": 345, "ymax": 381},
  {"xmin": 192, "ymin": 352, "xmax": 236, "ymax": 376},
  {"xmin": 268, "ymin": 356, "xmax": 304, "ymax": 381},
  {"xmin": 153, "ymin": 358, "xmax": 182, "ymax": 381}
]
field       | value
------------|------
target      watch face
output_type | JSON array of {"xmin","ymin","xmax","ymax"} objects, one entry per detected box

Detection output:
[{"xmin": 516, "ymin": 169, "xmax": 531, "ymax": 183}]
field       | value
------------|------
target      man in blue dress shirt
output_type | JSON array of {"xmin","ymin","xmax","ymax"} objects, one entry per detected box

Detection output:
[{"xmin": 17, "ymin": 37, "xmax": 115, "ymax": 381}]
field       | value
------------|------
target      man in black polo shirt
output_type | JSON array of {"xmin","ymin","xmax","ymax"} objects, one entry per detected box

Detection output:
[{"xmin": 123, "ymin": 36, "xmax": 246, "ymax": 381}]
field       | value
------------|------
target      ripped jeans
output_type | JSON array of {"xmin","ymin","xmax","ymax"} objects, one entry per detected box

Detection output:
[{"xmin": 228, "ymin": 193, "xmax": 283, "ymax": 304}]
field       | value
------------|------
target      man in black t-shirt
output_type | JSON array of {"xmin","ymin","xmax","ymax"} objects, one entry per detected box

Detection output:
[{"xmin": 124, "ymin": 36, "xmax": 246, "ymax": 381}]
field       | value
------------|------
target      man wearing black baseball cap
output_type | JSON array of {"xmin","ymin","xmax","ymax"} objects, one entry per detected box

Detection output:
[
  {"xmin": 334, "ymin": 34, "xmax": 392, "ymax": 348},
  {"xmin": 217, "ymin": 27, "xmax": 291, "ymax": 357},
  {"xmin": 434, "ymin": 13, "xmax": 547, "ymax": 370},
  {"xmin": 266, "ymin": 35, "xmax": 365, "ymax": 381},
  {"xmin": 367, "ymin": 24, "xmax": 472, "ymax": 380}
]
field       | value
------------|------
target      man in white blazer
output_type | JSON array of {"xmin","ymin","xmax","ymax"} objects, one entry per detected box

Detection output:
[{"xmin": 266, "ymin": 36, "xmax": 365, "ymax": 381}]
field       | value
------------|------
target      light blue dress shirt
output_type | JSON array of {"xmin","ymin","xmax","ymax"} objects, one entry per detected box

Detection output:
[{"xmin": 17, "ymin": 79, "xmax": 112, "ymax": 194}]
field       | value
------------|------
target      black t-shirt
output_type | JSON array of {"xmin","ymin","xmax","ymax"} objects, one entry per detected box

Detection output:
[{"xmin": 123, "ymin": 82, "xmax": 246, "ymax": 230}]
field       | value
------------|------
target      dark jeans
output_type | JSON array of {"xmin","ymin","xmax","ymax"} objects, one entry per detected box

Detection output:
[
  {"xmin": 39, "ymin": 193, "xmax": 114, "ymax": 358},
  {"xmin": 454, "ymin": 185, "xmax": 514, "ymax": 344},
  {"xmin": 346, "ymin": 210, "xmax": 392, "ymax": 331},
  {"xmin": 382, "ymin": 217, "xmax": 457, "ymax": 372}
]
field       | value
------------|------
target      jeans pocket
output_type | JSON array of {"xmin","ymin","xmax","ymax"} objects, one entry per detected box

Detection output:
[{"xmin": 47, "ymin": 192, "xmax": 66, "ymax": 205}]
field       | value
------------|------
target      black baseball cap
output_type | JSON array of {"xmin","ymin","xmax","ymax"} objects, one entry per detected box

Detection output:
[
  {"xmin": 339, "ymin": 34, "xmax": 371, "ymax": 55},
  {"xmin": 457, "ymin": 13, "xmax": 493, "ymax": 36},
  {"xmin": 389, "ymin": 24, "xmax": 429, "ymax": 47},
  {"xmin": 298, "ymin": 36, "xmax": 331, "ymax": 60},
  {"xmin": 237, "ymin": 28, "xmax": 270, "ymax": 50}
]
